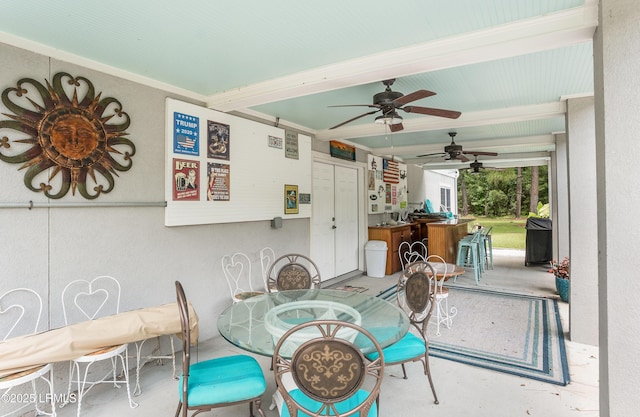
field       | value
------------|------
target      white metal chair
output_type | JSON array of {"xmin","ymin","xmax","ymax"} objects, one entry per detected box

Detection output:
[
  {"xmin": 426, "ymin": 255, "xmax": 458, "ymax": 336},
  {"xmin": 132, "ymin": 333, "xmax": 177, "ymax": 396},
  {"xmin": 259, "ymin": 247, "xmax": 277, "ymax": 292},
  {"xmin": 221, "ymin": 252, "xmax": 265, "ymax": 303},
  {"xmin": 0, "ymin": 288, "xmax": 56, "ymax": 417},
  {"xmin": 61, "ymin": 276, "xmax": 137, "ymax": 417},
  {"xmin": 399, "ymin": 240, "xmax": 428, "ymax": 270}
]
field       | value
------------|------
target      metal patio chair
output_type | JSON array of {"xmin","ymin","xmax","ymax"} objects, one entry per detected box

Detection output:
[
  {"xmin": 0, "ymin": 288, "xmax": 56, "ymax": 417},
  {"xmin": 61, "ymin": 276, "xmax": 137, "ymax": 417},
  {"xmin": 366, "ymin": 261, "xmax": 439, "ymax": 404},
  {"xmin": 426, "ymin": 255, "xmax": 458, "ymax": 336},
  {"xmin": 222, "ymin": 252, "xmax": 265, "ymax": 303},
  {"xmin": 272, "ymin": 319, "xmax": 384, "ymax": 417},
  {"xmin": 174, "ymin": 281, "xmax": 266, "ymax": 417},
  {"xmin": 266, "ymin": 253, "xmax": 321, "ymax": 292}
]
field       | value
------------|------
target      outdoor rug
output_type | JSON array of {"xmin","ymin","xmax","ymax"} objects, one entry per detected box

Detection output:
[{"xmin": 377, "ymin": 284, "xmax": 570, "ymax": 386}]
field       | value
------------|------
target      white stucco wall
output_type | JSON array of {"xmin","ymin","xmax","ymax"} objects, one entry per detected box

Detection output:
[{"xmin": 0, "ymin": 42, "xmax": 310, "ymax": 342}]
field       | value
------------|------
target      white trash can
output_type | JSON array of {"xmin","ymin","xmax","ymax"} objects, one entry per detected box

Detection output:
[{"xmin": 365, "ymin": 240, "xmax": 388, "ymax": 278}]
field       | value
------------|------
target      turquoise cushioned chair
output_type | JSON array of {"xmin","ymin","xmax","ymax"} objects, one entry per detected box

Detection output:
[
  {"xmin": 272, "ymin": 320, "xmax": 384, "ymax": 417},
  {"xmin": 366, "ymin": 261, "xmax": 439, "ymax": 404},
  {"xmin": 174, "ymin": 281, "xmax": 267, "ymax": 417}
]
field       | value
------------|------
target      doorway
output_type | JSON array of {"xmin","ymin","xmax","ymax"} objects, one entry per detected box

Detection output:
[{"xmin": 311, "ymin": 161, "xmax": 359, "ymax": 281}]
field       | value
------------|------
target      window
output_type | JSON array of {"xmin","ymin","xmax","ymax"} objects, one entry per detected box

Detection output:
[{"xmin": 440, "ymin": 187, "xmax": 451, "ymax": 211}]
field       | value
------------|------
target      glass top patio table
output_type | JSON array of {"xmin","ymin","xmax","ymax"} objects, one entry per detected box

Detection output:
[{"xmin": 217, "ymin": 289, "xmax": 409, "ymax": 357}]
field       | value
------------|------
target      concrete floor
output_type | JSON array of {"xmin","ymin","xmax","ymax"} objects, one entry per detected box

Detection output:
[{"xmin": 50, "ymin": 249, "xmax": 599, "ymax": 417}]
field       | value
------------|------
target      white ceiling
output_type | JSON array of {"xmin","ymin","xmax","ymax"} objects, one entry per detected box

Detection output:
[{"xmin": 0, "ymin": 0, "xmax": 597, "ymax": 170}]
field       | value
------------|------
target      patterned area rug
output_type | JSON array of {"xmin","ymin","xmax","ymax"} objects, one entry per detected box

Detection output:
[
  {"xmin": 334, "ymin": 285, "xmax": 369, "ymax": 293},
  {"xmin": 378, "ymin": 285, "xmax": 570, "ymax": 386}
]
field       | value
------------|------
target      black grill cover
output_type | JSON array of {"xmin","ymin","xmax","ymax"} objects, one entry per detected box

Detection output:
[{"xmin": 525, "ymin": 218, "xmax": 552, "ymax": 265}]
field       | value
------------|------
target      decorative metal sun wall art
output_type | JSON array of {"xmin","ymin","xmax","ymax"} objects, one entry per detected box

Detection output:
[{"xmin": 0, "ymin": 72, "xmax": 136, "ymax": 199}]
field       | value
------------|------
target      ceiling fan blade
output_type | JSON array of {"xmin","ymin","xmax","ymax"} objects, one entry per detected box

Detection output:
[
  {"xmin": 328, "ymin": 104, "xmax": 381, "ymax": 108},
  {"xmin": 416, "ymin": 152, "xmax": 447, "ymax": 158},
  {"xmin": 392, "ymin": 90, "xmax": 436, "ymax": 106},
  {"xmin": 389, "ymin": 123, "xmax": 404, "ymax": 132},
  {"xmin": 455, "ymin": 154, "xmax": 470, "ymax": 162},
  {"xmin": 402, "ymin": 106, "xmax": 462, "ymax": 119},
  {"xmin": 328, "ymin": 110, "xmax": 379, "ymax": 130},
  {"xmin": 463, "ymin": 150, "xmax": 499, "ymax": 156}
]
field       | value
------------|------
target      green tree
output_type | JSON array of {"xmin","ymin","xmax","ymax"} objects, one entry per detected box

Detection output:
[{"xmin": 457, "ymin": 165, "xmax": 549, "ymax": 217}]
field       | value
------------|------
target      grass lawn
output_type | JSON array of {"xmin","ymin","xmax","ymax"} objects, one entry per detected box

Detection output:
[{"xmin": 461, "ymin": 216, "xmax": 528, "ymax": 250}]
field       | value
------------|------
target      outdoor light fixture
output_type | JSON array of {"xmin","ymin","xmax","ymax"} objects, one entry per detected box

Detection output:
[{"xmin": 374, "ymin": 110, "xmax": 403, "ymax": 125}]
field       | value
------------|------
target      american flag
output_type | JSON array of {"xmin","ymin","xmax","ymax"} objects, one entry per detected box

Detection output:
[
  {"xmin": 176, "ymin": 135, "xmax": 196, "ymax": 149},
  {"xmin": 383, "ymin": 159, "xmax": 400, "ymax": 184}
]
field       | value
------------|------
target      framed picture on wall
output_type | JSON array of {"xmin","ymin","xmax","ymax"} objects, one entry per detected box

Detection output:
[{"xmin": 284, "ymin": 184, "xmax": 298, "ymax": 214}]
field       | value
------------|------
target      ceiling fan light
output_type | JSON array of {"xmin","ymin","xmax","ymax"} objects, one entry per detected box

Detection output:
[{"xmin": 374, "ymin": 111, "xmax": 403, "ymax": 125}]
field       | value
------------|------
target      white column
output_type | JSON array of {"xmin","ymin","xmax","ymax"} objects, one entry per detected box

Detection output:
[
  {"xmin": 552, "ymin": 133, "xmax": 570, "ymax": 261},
  {"xmin": 566, "ymin": 97, "xmax": 599, "ymax": 345},
  {"xmin": 595, "ymin": 0, "xmax": 640, "ymax": 415}
]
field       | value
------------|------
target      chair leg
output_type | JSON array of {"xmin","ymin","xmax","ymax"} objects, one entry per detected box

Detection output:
[
  {"xmin": 118, "ymin": 348, "xmax": 139, "ymax": 409},
  {"xmin": 400, "ymin": 363, "xmax": 408, "ymax": 379},
  {"xmin": 422, "ymin": 353, "xmax": 439, "ymax": 404},
  {"xmin": 487, "ymin": 236, "xmax": 493, "ymax": 269}
]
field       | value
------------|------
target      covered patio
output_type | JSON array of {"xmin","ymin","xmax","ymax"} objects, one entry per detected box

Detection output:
[{"xmin": 48, "ymin": 249, "xmax": 598, "ymax": 417}]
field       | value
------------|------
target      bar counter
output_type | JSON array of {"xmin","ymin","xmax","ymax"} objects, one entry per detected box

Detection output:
[{"xmin": 426, "ymin": 219, "xmax": 474, "ymax": 264}]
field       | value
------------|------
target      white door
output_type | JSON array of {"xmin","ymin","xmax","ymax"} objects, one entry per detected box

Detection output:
[
  {"xmin": 311, "ymin": 162, "xmax": 359, "ymax": 281},
  {"xmin": 334, "ymin": 165, "xmax": 359, "ymax": 276}
]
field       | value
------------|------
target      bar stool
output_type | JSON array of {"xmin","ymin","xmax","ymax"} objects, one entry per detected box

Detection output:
[
  {"xmin": 481, "ymin": 226, "xmax": 494, "ymax": 270},
  {"xmin": 456, "ymin": 232, "xmax": 482, "ymax": 284}
]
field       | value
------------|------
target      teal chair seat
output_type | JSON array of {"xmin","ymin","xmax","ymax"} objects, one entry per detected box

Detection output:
[
  {"xmin": 175, "ymin": 281, "xmax": 267, "ymax": 417},
  {"xmin": 179, "ymin": 355, "xmax": 266, "ymax": 407},
  {"xmin": 280, "ymin": 389, "xmax": 378, "ymax": 417},
  {"xmin": 366, "ymin": 332, "xmax": 425, "ymax": 364},
  {"xmin": 366, "ymin": 261, "xmax": 439, "ymax": 404}
]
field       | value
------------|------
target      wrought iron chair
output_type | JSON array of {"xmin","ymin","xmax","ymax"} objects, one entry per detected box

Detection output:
[
  {"xmin": 272, "ymin": 320, "xmax": 384, "ymax": 417},
  {"xmin": 266, "ymin": 254, "xmax": 321, "ymax": 292},
  {"xmin": 426, "ymin": 255, "xmax": 458, "ymax": 336},
  {"xmin": 0, "ymin": 288, "xmax": 56, "ymax": 417},
  {"xmin": 398, "ymin": 240, "xmax": 428, "ymax": 270},
  {"xmin": 259, "ymin": 247, "xmax": 277, "ymax": 292},
  {"xmin": 366, "ymin": 261, "xmax": 439, "ymax": 404},
  {"xmin": 61, "ymin": 276, "xmax": 137, "ymax": 417},
  {"xmin": 222, "ymin": 252, "xmax": 265, "ymax": 303},
  {"xmin": 174, "ymin": 281, "xmax": 267, "ymax": 417}
]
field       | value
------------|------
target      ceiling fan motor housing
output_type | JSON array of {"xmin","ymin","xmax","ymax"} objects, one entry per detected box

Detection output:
[
  {"xmin": 373, "ymin": 90, "xmax": 403, "ymax": 106},
  {"xmin": 444, "ymin": 143, "xmax": 463, "ymax": 154}
]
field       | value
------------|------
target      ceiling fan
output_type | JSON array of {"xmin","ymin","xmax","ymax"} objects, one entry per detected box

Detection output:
[
  {"xmin": 328, "ymin": 79, "xmax": 461, "ymax": 132},
  {"xmin": 417, "ymin": 132, "xmax": 498, "ymax": 162},
  {"xmin": 468, "ymin": 155, "xmax": 487, "ymax": 173},
  {"xmin": 461, "ymin": 154, "xmax": 507, "ymax": 173}
]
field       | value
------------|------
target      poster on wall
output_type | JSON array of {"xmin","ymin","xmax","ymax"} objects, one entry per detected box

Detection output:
[
  {"xmin": 207, "ymin": 162, "xmax": 230, "ymax": 201},
  {"xmin": 284, "ymin": 184, "xmax": 299, "ymax": 214},
  {"xmin": 285, "ymin": 130, "xmax": 299, "ymax": 159},
  {"xmin": 172, "ymin": 158, "xmax": 200, "ymax": 201},
  {"xmin": 207, "ymin": 121, "xmax": 230, "ymax": 160},
  {"xmin": 173, "ymin": 112, "xmax": 199, "ymax": 155},
  {"xmin": 367, "ymin": 154, "xmax": 407, "ymax": 214}
]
